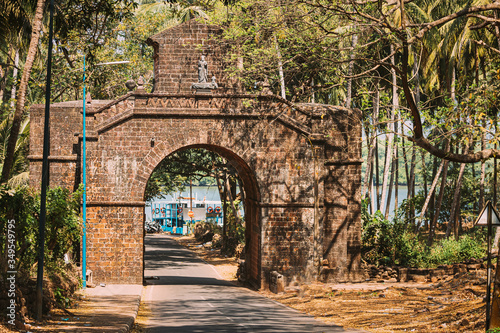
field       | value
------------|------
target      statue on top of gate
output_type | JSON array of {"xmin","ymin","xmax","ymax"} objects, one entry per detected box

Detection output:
[
  {"xmin": 192, "ymin": 55, "xmax": 218, "ymax": 91},
  {"xmin": 198, "ymin": 55, "xmax": 208, "ymax": 83}
]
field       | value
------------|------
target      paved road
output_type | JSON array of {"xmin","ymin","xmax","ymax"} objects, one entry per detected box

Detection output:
[{"xmin": 143, "ymin": 234, "xmax": 366, "ymax": 333}]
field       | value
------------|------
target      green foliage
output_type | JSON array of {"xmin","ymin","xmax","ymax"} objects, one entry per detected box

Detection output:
[
  {"xmin": 54, "ymin": 287, "xmax": 71, "ymax": 308},
  {"xmin": 210, "ymin": 0, "xmax": 346, "ymax": 103},
  {"xmin": 42, "ymin": 186, "xmax": 82, "ymax": 263},
  {"xmin": 362, "ymin": 200, "xmax": 424, "ymax": 267},
  {"xmin": 0, "ymin": 185, "xmax": 82, "ymax": 276},
  {"xmin": 223, "ymin": 199, "xmax": 245, "ymax": 253},
  {"xmin": 426, "ymin": 232, "xmax": 486, "ymax": 267},
  {"xmin": 361, "ymin": 204, "xmax": 395, "ymax": 265},
  {"xmin": 393, "ymin": 230, "xmax": 427, "ymax": 268},
  {"xmin": 487, "ymin": 328, "xmax": 500, "ymax": 333},
  {"xmin": 0, "ymin": 185, "xmax": 37, "ymax": 273},
  {"xmin": 362, "ymin": 199, "xmax": 486, "ymax": 268},
  {"xmin": 145, "ymin": 148, "xmax": 225, "ymax": 201}
]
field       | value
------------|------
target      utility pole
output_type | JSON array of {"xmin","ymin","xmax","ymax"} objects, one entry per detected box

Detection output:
[{"xmin": 36, "ymin": 0, "xmax": 55, "ymax": 321}]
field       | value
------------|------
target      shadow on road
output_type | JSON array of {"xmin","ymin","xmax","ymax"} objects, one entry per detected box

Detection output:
[{"xmin": 143, "ymin": 234, "xmax": 361, "ymax": 333}]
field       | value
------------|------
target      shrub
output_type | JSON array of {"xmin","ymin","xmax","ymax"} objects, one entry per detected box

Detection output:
[
  {"xmin": 193, "ymin": 221, "xmax": 221, "ymax": 243},
  {"xmin": 426, "ymin": 233, "xmax": 486, "ymax": 267},
  {"xmin": 0, "ymin": 184, "xmax": 82, "ymax": 318},
  {"xmin": 361, "ymin": 199, "xmax": 486, "ymax": 268},
  {"xmin": 393, "ymin": 231, "xmax": 426, "ymax": 267}
]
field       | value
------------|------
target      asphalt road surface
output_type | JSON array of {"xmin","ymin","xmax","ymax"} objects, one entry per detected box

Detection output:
[{"xmin": 143, "ymin": 234, "xmax": 366, "ymax": 333}]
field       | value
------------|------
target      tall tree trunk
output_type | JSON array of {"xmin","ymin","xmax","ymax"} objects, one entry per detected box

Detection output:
[
  {"xmin": 370, "ymin": 165, "xmax": 377, "ymax": 215},
  {"xmin": 401, "ymin": 137, "xmax": 410, "ymax": 222},
  {"xmin": 1, "ymin": 0, "xmax": 46, "ymax": 183},
  {"xmin": 380, "ymin": 136, "xmax": 390, "ymax": 210},
  {"xmin": 419, "ymin": 158, "xmax": 445, "ymax": 229},
  {"xmin": 365, "ymin": 79, "xmax": 381, "ymax": 215},
  {"xmin": 10, "ymin": 49, "xmax": 19, "ymax": 109},
  {"xmin": 479, "ymin": 119, "xmax": 487, "ymax": 211},
  {"xmin": 372, "ymin": 81, "xmax": 381, "ymax": 211},
  {"xmin": 446, "ymin": 144, "xmax": 469, "ymax": 240},
  {"xmin": 345, "ymin": 29, "xmax": 357, "ymax": 108},
  {"xmin": 428, "ymin": 158, "xmax": 450, "ymax": 246},
  {"xmin": 237, "ymin": 177, "xmax": 245, "ymax": 209},
  {"xmin": 407, "ymin": 45, "xmax": 420, "ymax": 226},
  {"xmin": 362, "ymin": 124, "xmax": 372, "ymax": 200},
  {"xmin": 402, "ymin": 137, "xmax": 410, "ymax": 191},
  {"xmin": 215, "ymin": 172, "xmax": 227, "ymax": 245},
  {"xmin": 380, "ymin": 50, "xmax": 398, "ymax": 214},
  {"xmin": 429, "ymin": 152, "xmax": 438, "ymax": 226},
  {"xmin": 420, "ymin": 151, "xmax": 428, "ymax": 229},
  {"xmin": 375, "ymin": 137, "xmax": 380, "ymax": 211},
  {"xmin": 274, "ymin": 35, "xmax": 286, "ymax": 100},
  {"xmin": 394, "ymin": 111, "xmax": 399, "ymax": 214},
  {"xmin": 407, "ymin": 145, "xmax": 416, "ymax": 224},
  {"xmin": 384, "ymin": 156, "xmax": 395, "ymax": 219},
  {"xmin": 226, "ymin": 176, "xmax": 240, "ymax": 223},
  {"xmin": 394, "ymin": 140, "xmax": 399, "ymax": 213}
]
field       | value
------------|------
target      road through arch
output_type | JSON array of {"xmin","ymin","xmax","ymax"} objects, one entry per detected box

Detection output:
[{"xmin": 143, "ymin": 144, "xmax": 262, "ymax": 286}]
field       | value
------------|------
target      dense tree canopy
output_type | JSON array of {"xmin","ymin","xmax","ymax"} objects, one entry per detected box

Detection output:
[{"xmin": 3, "ymin": 0, "xmax": 500, "ymax": 240}]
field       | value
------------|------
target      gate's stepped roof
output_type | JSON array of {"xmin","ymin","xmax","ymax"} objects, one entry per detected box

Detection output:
[{"xmin": 146, "ymin": 20, "xmax": 229, "ymax": 94}]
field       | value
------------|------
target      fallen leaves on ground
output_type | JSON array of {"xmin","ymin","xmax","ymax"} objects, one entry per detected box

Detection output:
[
  {"xmin": 262, "ymin": 271, "xmax": 487, "ymax": 333},
  {"xmin": 175, "ymin": 235, "xmax": 490, "ymax": 333}
]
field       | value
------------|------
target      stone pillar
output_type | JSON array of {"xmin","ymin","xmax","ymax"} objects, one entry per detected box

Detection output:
[{"xmin": 85, "ymin": 204, "xmax": 144, "ymax": 284}]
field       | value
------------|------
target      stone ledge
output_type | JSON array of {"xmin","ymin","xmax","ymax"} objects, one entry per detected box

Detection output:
[
  {"xmin": 325, "ymin": 159, "xmax": 364, "ymax": 166},
  {"xmin": 87, "ymin": 201, "xmax": 146, "ymax": 207},
  {"xmin": 27, "ymin": 155, "xmax": 77, "ymax": 161}
]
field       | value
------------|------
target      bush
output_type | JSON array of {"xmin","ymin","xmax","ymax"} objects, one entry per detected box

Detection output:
[
  {"xmin": 0, "ymin": 184, "xmax": 82, "ymax": 318},
  {"xmin": 193, "ymin": 221, "xmax": 221, "ymax": 243},
  {"xmin": 393, "ymin": 231, "xmax": 426, "ymax": 267},
  {"xmin": 426, "ymin": 233, "xmax": 486, "ymax": 267},
  {"xmin": 361, "ymin": 199, "xmax": 486, "ymax": 268},
  {"xmin": 361, "ymin": 199, "xmax": 409, "ymax": 266}
]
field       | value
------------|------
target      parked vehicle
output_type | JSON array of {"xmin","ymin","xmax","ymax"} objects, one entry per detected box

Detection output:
[
  {"xmin": 149, "ymin": 196, "xmax": 223, "ymax": 235},
  {"xmin": 145, "ymin": 220, "xmax": 161, "ymax": 233}
]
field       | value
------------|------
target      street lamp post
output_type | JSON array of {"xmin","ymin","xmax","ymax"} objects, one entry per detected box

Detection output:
[
  {"xmin": 36, "ymin": 0, "xmax": 55, "ymax": 321},
  {"xmin": 82, "ymin": 56, "xmax": 87, "ymax": 289},
  {"xmin": 81, "ymin": 59, "xmax": 129, "ymax": 289}
]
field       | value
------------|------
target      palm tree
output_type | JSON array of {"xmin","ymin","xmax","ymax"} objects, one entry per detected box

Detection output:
[
  {"xmin": 0, "ymin": 0, "xmax": 37, "ymax": 108},
  {"xmin": 1, "ymin": 0, "xmax": 45, "ymax": 184},
  {"xmin": 0, "ymin": 115, "xmax": 29, "ymax": 187}
]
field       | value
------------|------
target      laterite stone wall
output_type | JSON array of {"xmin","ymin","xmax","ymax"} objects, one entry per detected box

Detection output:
[
  {"xmin": 29, "ymin": 20, "xmax": 363, "ymax": 288},
  {"xmin": 146, "ymin": 20, "xmax": 231, "ymax": 94}
]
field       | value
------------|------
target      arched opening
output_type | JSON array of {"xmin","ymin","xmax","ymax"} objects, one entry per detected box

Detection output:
[{"xmin": 142, "ymin": 145, "xmax": 261, "ymax": 287}]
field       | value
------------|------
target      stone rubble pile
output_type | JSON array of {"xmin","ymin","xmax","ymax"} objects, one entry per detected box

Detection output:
[{"xmin": 364, "ymin": 257, "xmax": 495, "ymax": 283}]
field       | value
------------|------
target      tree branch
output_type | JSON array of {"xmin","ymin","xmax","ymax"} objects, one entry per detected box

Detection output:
[{"xmin": 408, "ymin": 3, "xmax": 500, "ymax": 44}]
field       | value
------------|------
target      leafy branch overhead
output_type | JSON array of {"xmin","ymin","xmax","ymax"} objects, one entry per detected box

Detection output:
[
  {"xmin": 212, "ymin": 0, "xmax": 500, "ymax": 163},
  {"xmin": 145, "ymin": 148, "xmax": 239, "ymax": 201}
]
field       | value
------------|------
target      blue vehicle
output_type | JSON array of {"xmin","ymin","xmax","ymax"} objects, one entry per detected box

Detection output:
[
  {"xmin": 150, "ymin": 197, "xmax": 224, "ymax": 234},
  {"xmin": 151, "ymin": 202, "xmax": 185, "ymax": 234}
]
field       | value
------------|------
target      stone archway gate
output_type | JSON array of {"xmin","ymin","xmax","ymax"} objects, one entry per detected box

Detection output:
[{"xmin": 28, "ymin": 21, "xmax": 363, "ymax": 289}]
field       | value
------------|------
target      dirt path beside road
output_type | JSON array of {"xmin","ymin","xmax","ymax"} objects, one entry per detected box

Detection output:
[{"xmin": 175, "ymin": 235, "xmax": 488, "ymax": 333}]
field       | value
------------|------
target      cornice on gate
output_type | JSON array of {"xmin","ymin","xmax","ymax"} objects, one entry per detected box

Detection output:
[
  {"xmin": 79, "ymin": 91, "xmax": 362, "ymax": 167},
  {"xmin": 88, "ymin": 93, "xmax": 316, "ymax": 135}
]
